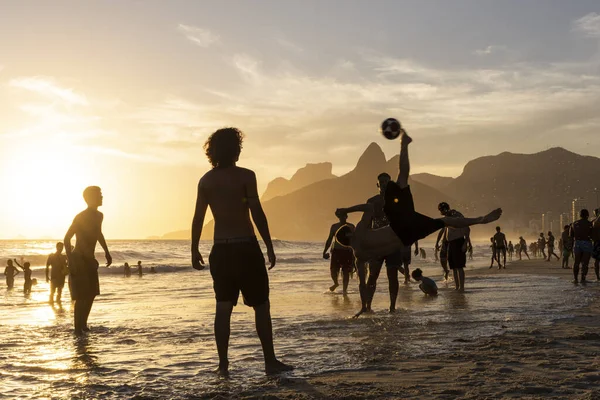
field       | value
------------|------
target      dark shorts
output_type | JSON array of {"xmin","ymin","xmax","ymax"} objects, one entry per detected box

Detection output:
[
  {"xmin": 384, "ymin": 182, "xmax": 445, "ymax": 246},
  {"xmin": 593, "ymin": 241, "xmax": 600, "ymax": 261},
  {"xmin": 331, "ymin": 248, "xmax": 355, "ymax": 273},
  {"xmin": 69, "ymin": 252, "xmax": 100, "ymax": 301},
  {"xmin": 448, "ymin": 238, "xmax": 467, "ymax": 270},
  {"xmin": 51, "ymin": 276, "xmax": 66, "ymax": 289},
  {"xmin": 209, "ymin": 239, "xmax": 269, "ymax": 307}
]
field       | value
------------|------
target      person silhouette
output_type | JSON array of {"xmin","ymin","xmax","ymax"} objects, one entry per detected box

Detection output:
[
  {"xmin": 64, "ymin": 186, "xmax": 112, "ymax": 335},
  {"xmin": 191, "ymin": 127, "xmax": 293, "ymax": 376}
]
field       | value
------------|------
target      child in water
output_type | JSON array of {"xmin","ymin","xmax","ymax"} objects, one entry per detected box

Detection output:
[
  {"xmin": 14, "ymin": 259, "xmax": 32, "ymax": 294},
  {"xmin": 411, "ymin": 268, "xmax": 438, "ymax": 296},
  {"xmin": 4, "ymin": 259, "xmax": 20, "ymax": 289}
]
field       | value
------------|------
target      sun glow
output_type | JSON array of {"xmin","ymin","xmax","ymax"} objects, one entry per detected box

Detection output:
[{"xmin": 0, "ymin": 139, "xmax": 90, "ymax": 238}]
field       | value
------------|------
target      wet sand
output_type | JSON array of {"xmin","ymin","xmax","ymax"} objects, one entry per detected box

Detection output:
[{"xmin": 232, "ymin": 259, "xmax": 600, "ymax": 399}]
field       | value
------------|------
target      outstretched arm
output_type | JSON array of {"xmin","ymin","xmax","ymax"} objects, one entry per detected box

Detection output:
[
  {"xmin": 247, "ymin": 172, "xmax": 276, "ymax": 270},
  {"xmin": 191, "ymin": 180, "xmax": 208, "ymax": 270},
  {"xmin": 13, "ymin": 259, "xmax": 23, "ymax": 269}
]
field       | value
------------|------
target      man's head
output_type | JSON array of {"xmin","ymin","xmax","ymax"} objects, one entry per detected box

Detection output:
[
  {"xmin": 137, "ymin": 261, "xmax": 142, "ymax": 266},
  {"xmin": 7, "ymin": 259, "xmax": 13, "ymax": 266},
  {"xmin": 337, "ymin": 212, "xmax": 347, "ymax": 223},
  {"xmin": 548, "ymin": 231, "xmax": 552, "ymax": 236},
  {"xmin": 411, "ymin": 268, "xmax": 423, "ymax": 281},
  {"xmin": 438, "ymin": 202, "xmax": 451, "ymax": 216},
  {"xmin": 540, "ymin": 232, "xmax": 544, "ymax": 237},
  {"xmin": 204, "ymin": 127, "xmax": 244, "ymax": 168},
  {"xmin": 124, "ymin": 262, "xmax": 129, "ymax": 267},
  {"xmin": 519, "ymin": 236, "xmax": 523, "ymax": 240},
  {"xmin": 334, "ymin": 225, "xmax": 353, "ymax": 248},
  {"xmin": 24, "ymin": 262, "xmax": 30, "ymax": 269},
  {"xmin": 496, "ymin": 226, "xmax": 501, "ymax": 232},
  {"xmin": 376, "ymin": 172, "xmax": 391, "ymax": 194},
  {"xmin": 564, "ymin": 224, "xmax": 570, "ymax": 231},
  {"xmin": 83, "ymin": 186, "xmax": 103, "ymax": 208},
  {"xmin": 56, "ymin": 242, "xmax": 64, "ymax": 253},
  {"xmin": 580, "ymin": 209, "xmax": 590, "ymax": 220},
  {"xmin": 490, "ymin": 237, "xmax": 494, "ymax": 243}
]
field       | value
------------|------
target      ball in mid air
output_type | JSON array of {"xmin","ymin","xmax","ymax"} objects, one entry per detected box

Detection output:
[{"xmin": 380, "ymin": 118, "xmax": 402, "ymax": 140}]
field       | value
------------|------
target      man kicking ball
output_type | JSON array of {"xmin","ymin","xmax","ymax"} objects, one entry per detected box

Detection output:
[{"xmin": 334, "ymin": 130, "xmax": 502, "ymax": 317}]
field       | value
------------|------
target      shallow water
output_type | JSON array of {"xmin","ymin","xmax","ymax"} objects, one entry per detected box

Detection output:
[{"xmin": 0, "ymin": 240, "xmax": 593, "ymax": 399}]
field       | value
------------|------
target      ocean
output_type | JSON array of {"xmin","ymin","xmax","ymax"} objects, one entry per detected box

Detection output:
[{"xmin": 0, "ymin": 240, "xmax": 592, "ymax": 399}]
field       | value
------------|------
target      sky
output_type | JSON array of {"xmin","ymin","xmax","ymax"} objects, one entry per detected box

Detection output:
[{"xmin": 0, "ymin": 0, "xmax": 599, "ymax": 239}]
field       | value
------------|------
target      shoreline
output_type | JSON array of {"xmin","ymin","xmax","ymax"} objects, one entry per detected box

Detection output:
[{"xmin": 235, "ymin": 259, "xmax": 600, "ymax": 399}]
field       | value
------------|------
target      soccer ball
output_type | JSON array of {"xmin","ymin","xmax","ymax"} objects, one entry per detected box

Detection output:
[{"xmin": 380, "ymin": 118, "xmax": 402, "ymax": 140}]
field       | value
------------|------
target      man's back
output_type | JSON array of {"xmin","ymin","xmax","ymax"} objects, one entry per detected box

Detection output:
[
  {"xmin": 493, "ymin": 232, "xmax": 506, "ymax": 247},
  {"xmin": 200, "ymin": 166, "xmax": 256, "ymax": 239}
]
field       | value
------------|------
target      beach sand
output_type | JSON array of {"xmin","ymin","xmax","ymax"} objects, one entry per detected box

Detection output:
[{"xmin": 233, "ymin": 260, "xmax": 600, "ymax": 399}]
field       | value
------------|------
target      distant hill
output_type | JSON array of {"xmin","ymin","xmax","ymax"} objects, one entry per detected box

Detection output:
[
  {"xmin": 201, "ymin": 143, "xmax": 453, "ymax": 241},
  {"xmin": 445, "ymin": 147, "xmax": 600, "ymax": 226},
  {"xmin": 262, "ymin": 162, "xmax": 336, "ymax": 201},
  {"xmin": 411, "ymin": 173, "xmax": 454, "ymax": 191}
]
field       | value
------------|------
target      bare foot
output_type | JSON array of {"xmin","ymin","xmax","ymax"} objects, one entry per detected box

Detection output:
[
  {"xmin": 215, "ymin": 364, "xmax": 229, "ymax": 377},
  {"xmin": 265, "ymin": 360, "xmax": 294, "ymax": 375},
  {"xmin": 389, "ymin": 308, "xmax": 396, "ymax": 314},
  {"xmin": 353, "ymin": 308, "xmax": 367, "ymax": 319},
  {"xmin": 482, "ymin": 208, "xmax": 503, "ymax": 224},
  {"xmin": 329, "ymin": 283, "xmax": 339, "ymax": 292},
  {"xmin": 401, "ymin": 130, "xmax": 412, "ymax": 145}
]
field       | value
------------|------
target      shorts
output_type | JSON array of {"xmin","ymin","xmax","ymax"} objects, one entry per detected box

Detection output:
[
  {"xmin": 51, "ymin": 276, "xmax": 66, "ymax": 289},
  {"xmin": 574, "ymin": 240, "xmax": 593, "ymax": 256},
  {"xmin": 209, "ymin": 238, "xmax": 269, "ymax": 307},
  {"xmin": 331, "ymin": 248, "xmax": 355, "ymax": 273},
  {"xmin": 593, "ymin": 241, "xmax": 600, "ymax": 261},
  {"xmin": 69, "ymin": 252, "xmax": 100, "ymax": 301},
  {"xmin": 447, "ymin": 238, "xmax": 466, "ymax": 270},
  {"xmin": 383, "ymin": 182, "xmax": 445, "ymax": 246}
]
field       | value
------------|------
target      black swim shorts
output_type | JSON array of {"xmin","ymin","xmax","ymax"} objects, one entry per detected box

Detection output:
[
  {"xmin": 69, "ymin": 252, "xmax": 100, "ymax": 300},
  {"xmin": 384, "ymin": 181, "xmax": 445, "ymax": 246},
  {"xmin": 209, "ymin": 238, "xmax": 269, "ymax": 307},
  {"xmin": 448, "ymin": 238, "xmax": 467, "ymax": 270}
]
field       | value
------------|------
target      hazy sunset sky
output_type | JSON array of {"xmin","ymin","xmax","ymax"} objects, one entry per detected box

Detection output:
[{"xmin": 1, "ymin": 1, "xmax": 599, "ymax": 239}]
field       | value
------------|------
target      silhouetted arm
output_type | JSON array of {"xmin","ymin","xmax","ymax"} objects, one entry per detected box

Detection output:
[
  {"xmin": 191, "ymin": 180, "xmax": 208, "ymax": 270},
  {"xmin": 323, "ymin": 225, "xmax": 336, "ymax": 257},
  {"xmin": 46, "ymin": 255, "xmax": 51, "ymax": 282},
  {"xmin": 246, "ymin": 171, "xmax": 276, "ymax": 270},
  {"xmin": 98, "ymin": 215, "xmax": 112, "ymax": 267},
  {"xmin": 435, "ymin": 229, "xmax": 444, "ymax": 249},
  {"xmin": 13, "ymin": 259, "xmax": 23, "ymax": 269}
]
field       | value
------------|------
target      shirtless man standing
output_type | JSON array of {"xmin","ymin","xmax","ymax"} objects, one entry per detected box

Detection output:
[
  {"xmin": 334, "ymin": 130, "xmax": 502, "ymax": 316},
  {"xmin": 493, "ymin": 226, "xmax": 508, "ymax": 268},
  {"xmin": 191, "ymin": 127, "xmax": 292, "ymax": 376},
  {"xmin": 570, "ymin": 209, "xmax": 593, "ymax": 283},
  {"xmin": 64, "ymin": 186, "xmax": 112, "ymax": 335},
  {"xmin": 437, "ymin": 202, "xmax": 472, "ymax": 290},
  {"xmin": 323, "ymin": 214, "xmax": 355, "ymax": 294},
  {"xmin": 46, "ymin": 242, "xmax": 68, "ymax": 304}
]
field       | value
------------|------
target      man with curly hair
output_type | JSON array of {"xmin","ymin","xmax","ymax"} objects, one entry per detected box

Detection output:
[{"xmin": 191, "ymin": 127, "xmax": 293, "ymax": 376}]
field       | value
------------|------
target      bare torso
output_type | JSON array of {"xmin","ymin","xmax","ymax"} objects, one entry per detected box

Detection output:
[
  {"xmin": 72, "ymin": 209, "xmax": 103, "ymax": 258},
  {"xmin": 200, "ymin": 166, "xmax": 256, "ymax": 239}
]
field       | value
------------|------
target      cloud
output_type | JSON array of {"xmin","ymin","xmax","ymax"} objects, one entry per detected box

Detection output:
[
  {"xmin": 474, "ymin": 45, "xmax": 508, "ymax": 56},
  {"xmin": 275, "ymin": 37, "xmax": 304, "ymax": 53},
  {"xmin": 232, "ymin": 54, "xmax": 262, "ymax": 84},
  {"xmin": 9, "ymin": 77, "xmax": 88, "ymax": 105},
  {"xmin": 177, "ymin": 24, "xmax": 220, "ymax": 47},
  {"xmin": 573, "ymin": 12, "xmax": 600, "ymax": 37}
]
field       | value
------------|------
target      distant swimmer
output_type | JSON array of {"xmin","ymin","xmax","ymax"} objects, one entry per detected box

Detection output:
[
  {"xmin": 419, "ymin": 247, "xmax": 426, "ymax": 260},
  {"xmin": 493, "ymin": 226, "xmax": 508, "ymax": 268},
  {"xmin": 570, "ymin": 209, "xmax": 593, "ymax": 284},
  {"xmin": 150, "ymin": 266, "xmax": 157, "ymax": 274},
  {"xmin": 467, "ymin": 243, "xmax": 474, "ymax": 261},
  {"xmin": 4, "ymin": 259, "xmax": 19, "ymax": 289},
  {"xmin": 592, "ymin": 209, "xmax": 600, "ymax": 281},
  {"xmin": 411, "ymin": 268, "xmax": 437, "ymax": 296},
  {"xmin": 434, "ymin": 246, "xmax": 439, "ymax": 262},
  {"xmin": 561, "ymin": 225, "xmax": 573, "ymax": 269},
  {"xmin": 335, "ymin": 130, "xmax": 501, "ymax": 316},
  {"xmin": 136, "ymin": 261, "xmax": 143, "ymax": 276},
  {"xmin": 323, "ymin": 213, "xmax": 355, "ymax": 294},
  {"xmin": 124, "ymin": 262, "xmax": 131, "ymax": 277},
  {"xmin": 518, "ymin": 236, "xmax": 530, "ymax": 260},
  {"xmin": 13, "ymin": 259, "xmax": 32, "ymax": 295},
  {"xmin": 46, "ymin": 242, "xmax": 68, "ymax": 303},
  {"xmin": 546, "ymin": 231, "xmax": 559, "ymax": 262},
  {"xmin": 190, "ymin": 127, "xmax": 293, "ymax": 375},
  {"xmin": 508, "ymin": 241, "xmax": 514, "ymax": 261},
  {"xmin": 64, "ymin": 186, "xmax": 113, "ymax": 335}
]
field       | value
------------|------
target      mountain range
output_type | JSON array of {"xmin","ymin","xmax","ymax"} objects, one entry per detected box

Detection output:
[{"xmin": 159, "ymin": 145, "xmax": 600, "ymax": 241}]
